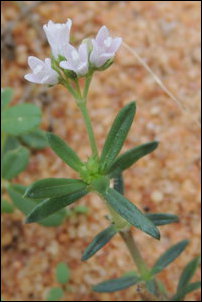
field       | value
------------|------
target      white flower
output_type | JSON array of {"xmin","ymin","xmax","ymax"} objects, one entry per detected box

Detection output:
[
  {"xmin": 43, "ymin": 19, "xmax": 72, "ymax": 58},
  {"xmin": 60, "ymin": 43, "xmax": 89, "ymax": 76},
  {"xmin": 90, "ymin": 26, "xmax": 122, "ymax": 68},
  {"xmin": 24, "ymin": 56, "xmax": 58, "ymax": 85}
]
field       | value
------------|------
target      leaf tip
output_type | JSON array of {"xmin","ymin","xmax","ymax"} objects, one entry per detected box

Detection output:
[
  {"xmin": 81, "ymin": 254, "xmax": 87, "ymax": 262},
  {"xmin": 155, "ymin": 229, "xmax": 161, "ymax": 240},
  {"xmin": 25, "ymin": 214, "xmax": 35, "ymax": 224}
]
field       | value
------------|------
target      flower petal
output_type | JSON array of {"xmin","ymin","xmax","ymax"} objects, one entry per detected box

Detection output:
[{"xmin": 96, "ymin": 25, "xmax": 110, "ymax": 45}]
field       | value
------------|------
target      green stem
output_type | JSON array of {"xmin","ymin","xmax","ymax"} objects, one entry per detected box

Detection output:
[
  {"xmin": 120, "ymin": 229, "xmax": 150, "ymax": 278},
  {"xmin": 78, "ymin": 102, "xmax": 98, "ymax": 158},
  {"xmin": 113, "ymin": 174, "xmax": 166, "ymax": 300},
  {"xmin": 83, "ymin": 73, "xmax": 93, "ymax": 102},
  {"xmin": 63, "ymin": 79, "xmax": 80, "ymax": 100}
]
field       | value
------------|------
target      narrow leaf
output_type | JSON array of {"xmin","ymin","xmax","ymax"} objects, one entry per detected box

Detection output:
[
  {"xmin": 177, "ymin": 256, "xmax": 201, "ymax": 292},
  {"xmin": 109, "ymin": 141, "xmax": 159, "ymax": 175},
  {"xmin": 146, "ymin": 279, "xmax": 158, "ymax": 295},
  {"xmin": 46, "ymin": 287, "xmax": 64, "ymax": 301},
  {"xmin": 101, "ymin": 102, "xmax": 136, "ymax": 171},
  {"xmin": 151, "ymin": 240, "xmax": 189, "ymax": 274},
  {"xmin": 25, "ymin": 189, "xmax": 88, "ymax": 223},
  {"xmin": 1, "ymin": 87, "xmax": 13, "ymax": 110},
  {"xmin": 56, "ymin": 262, "xmax": 70, "ymax": 284},
  {"xmin": 8, "ymin": 186, "xmax": 67, "ymax": 227},
  {"xmin": 39, "ymin": 210, "xmax": 67, "ymax": 227},
  {"xmin": 2, "ymin": 103, "xmax": 41, "ymax": 135},
  {"xmin": 25, "ymin": 178, "xmax": 87, "ymax": 199},
  {"xmin": 172, "ymin": 281, "xmax": 201, "ymax": 301},
  {"xmin": 20, "ymin": 129, "xmax": 48, "ymax": 149},
  {"xmin": 8, "ymin": 186, "xmax": 36, "ymax": 215},
  {"xmin": 47, "ymin": 132, "xmax": 83, "ymax": 172},
  {"xmin": 113, "ymin": 173, "xmax": 124, "ymax": 194},
  {"xmin": 146, "ymin": 213, "xmax": 179, "ymax": 226},
  {"xmin": 93, "ymin": 275, "xmax": 141, "ymax": 293},
  {"xmin": 103, "ymin": 188, "xmax": 160, "ymax": 240},
  {"xmin": 73, "ymin": 205, "xmax": 89, "ymax": 214},
  {"xmin": 81, "ymin": 225, "xmax": 117, "ymax": 261},
  {"xmin": 2, "ymin": 146, "xmax": 30, "ymax": 180},
  {"xmin": 1, "ymin": 199, "xmax": 15, "ymax": 213}
]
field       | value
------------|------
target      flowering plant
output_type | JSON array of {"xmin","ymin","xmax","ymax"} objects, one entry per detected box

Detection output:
[{"xmin": 23, "ymin": 19, "xmax": 200, "ymax": 301}]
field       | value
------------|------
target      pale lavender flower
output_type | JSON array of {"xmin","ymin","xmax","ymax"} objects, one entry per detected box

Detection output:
[
  {"xmin": 90, "ymin": 26, "xmax": 122, "ymax": 68},
  {"xmin": 43, "ymin": 19, "xmax": 72, "ymax": 58},
  {"xmin": 24, "ymin": 56, "xmax": 58, "ymax": 85},
  {"xmin": 60, "ymin": 43, "xmax": 89, "ymax": 76}
]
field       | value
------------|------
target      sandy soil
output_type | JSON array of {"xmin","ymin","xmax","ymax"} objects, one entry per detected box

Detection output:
[{"xmin": 1, "ymin": 1, "xmax": 201, "ymax": 301}]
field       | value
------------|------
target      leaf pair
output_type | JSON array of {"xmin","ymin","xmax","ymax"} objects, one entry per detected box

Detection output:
[
  {"xmin": 172, "ymin": 256, "xmax": 201, "ymax": 301},
  {"xmin": 22, "ymin": 133, "xmax": 87, "ymax": 223},
  {"xmin": 100, "ymin": 101, "xmax": 158, "ymax": 175},
  {"xmin": 151, "ymin": 240, "xmax": 189, "ymax": 275},
  {"xmin": 8, "ymin": 185, "xmax": 67, "ymax": 227},
  {"xmin": 81, "ymin": 213, "xmax": 179, "ymax": 262},
  {"xmin": 46, "ymin": 262, "xmax": 70, "ymax": 301},
  {"xmin": 24, "ymin": 178, "xmax": 88, "ymax": 223},
  {"xmin": 92, "ymin": 240, "xmax": 197, "ymax": 294}
]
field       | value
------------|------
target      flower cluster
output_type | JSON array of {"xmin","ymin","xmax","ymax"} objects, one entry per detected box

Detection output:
[{"xmin": 25, "ymin": 19, "xmax": 122, "ymax": 85}]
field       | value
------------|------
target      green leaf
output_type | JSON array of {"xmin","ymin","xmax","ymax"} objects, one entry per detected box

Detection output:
[
  {"xmin": 172, "ymin": 281, "xmax": 201, "ymax": 301},
  {"xmin": 73, "ymin": 205, "xmax": 89, "ymax": 214},
  {"xmin": 109, "ymin": 141, "xmax": 159, "ymax": 175},
  {"xmin": 103, "ymin": 188, "xmax": 160, "ymax": 240},
  {"xmin": 113, "ymin": 173, "xmax": 124, "ymax": 194},
  {"xmin": 9, "ymin": 183, "xmax": 28, "ymax": 195},
  {"xmin": 146, "ymin": 279, "xmax": 158, "ymax": 295},
  {"xmin": 100, "ymin": 102, "xmax": 136, "ymax": 171},
  {"xmin": 25, "ymin": 178, "xmax": 87, "ymax": 199},
  {"xmin": 8, "ymin": 185, "xmax": 35, "ymax": 215},
  {"xmin": 2, "ymin": 136, "xmax": 20, "ymax": 154},
  {"xmin": 25, "ymin": 189, "xmax": 88, "ymax": 223},
  {"xmin": 56, "ymin": 262, "xmax": 70, "ymax": 284},
  {"xmin": 151, "ymin": 240, "xmax": 189, "ymax": 275},
  {"xmin": 93, "ymin": 275, "xmax": 141, "ymax": 293},
  {"xmin": 2, "ymin": 146, "xmax": 30, "ymax": 180},
  {"xmin": 1, "ymin": 87, "xmax": 13, "ymax": 110},
  {"xmin": 123, "ymin": 270, "xmax": 139, "ymax": 278},
  {"xmin": 2, "ymin": 103, "xmax": 41, "ymax": 136},
  {"xmin": 39, "ymin": 210, "xmax": 67, "ymax": 227},
  {"xmin": 20, "ymin": 129, "xmax": 48, "ymax": 149},
  {"xmin": 1, "ymin": 199, "xmax": 15, "ymax": 213},
  {"xmin": 47, "ymin": 132, "xmax": 83, "ymax": 172},
  {"xmin": 46, "ymin": 287, "xmax": 64, "ymax": 301},
  {"xmin": 8, "ymin": 185, "xmax": 67, "ymax": 227},
  {"xmin": 146, "ymin": 213, "xmax": 179, "ymax": 226},
  {"xmin": 177, "ymin": 256, "xmax": 201, "ymax": 292},
  {"xmin": 81, "ymin": 225, "xmax": 117, "ymax": 261}
]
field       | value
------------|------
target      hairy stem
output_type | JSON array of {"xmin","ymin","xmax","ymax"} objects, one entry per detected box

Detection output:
[{"xmin": 119, "ymin": 229, "xmax": 150, "ymax": 278}]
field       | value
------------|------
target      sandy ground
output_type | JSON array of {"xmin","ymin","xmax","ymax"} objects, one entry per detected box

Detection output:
[{"xmin": 1, "ymin": 1, "xmax": 201, "ymax": 301}]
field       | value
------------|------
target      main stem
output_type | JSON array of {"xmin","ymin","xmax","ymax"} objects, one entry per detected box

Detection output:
[
  {"xmin": 78, "ymin": 101, "xmax": 98, "ymax": 158},
  {"xmin": 119, "ymin": 229, "xmax": 150, "ymax": 278}
]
